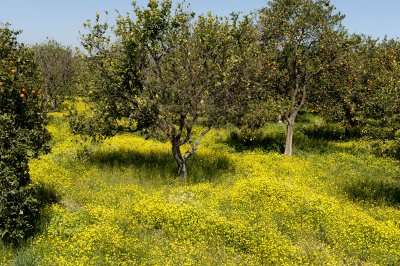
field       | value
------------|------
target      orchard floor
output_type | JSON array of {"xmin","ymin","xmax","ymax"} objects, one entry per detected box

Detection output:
[{"xmin": 1, "ymin": 113, "xmax": 400, "ymax": 265}]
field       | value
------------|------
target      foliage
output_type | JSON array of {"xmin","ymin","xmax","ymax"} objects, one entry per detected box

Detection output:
[
  {"xmin": 70, "ymin": 0, "xmax": 400, "ymax": 161},
  {"xmin": 314, "ymin": 35, "xmax": 400, "ymax": 140},
  {"xmin": 32, "ymin": 39, "xmax": 83, "ymax": 111},
  {"xmin": 0, "ymin": 24, "xmax": 51, "ymax": 246},
  {"xmin": 363, "ymin": 38, "xmax": 400, "ymax": 138},
  {"xmin": 73, "ymin": 0, "xmax": 256, "ymax": 179},
  {"xmin": 258, "ymin": 0, "xmax": 346, "ymax": 155}
]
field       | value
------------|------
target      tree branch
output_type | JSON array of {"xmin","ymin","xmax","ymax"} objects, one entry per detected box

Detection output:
[
  {"xmin": 293, "ymin": 84, "xmax": 307, "ymax": 118},
  {"xmin": 184, "ymin": 126, "xmax": 211, "ymax": 160}
]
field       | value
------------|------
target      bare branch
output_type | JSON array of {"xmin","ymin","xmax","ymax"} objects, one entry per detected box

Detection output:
[{"xmin": 184, "ymin": 126, "xmax": 211, "ymax": 160}]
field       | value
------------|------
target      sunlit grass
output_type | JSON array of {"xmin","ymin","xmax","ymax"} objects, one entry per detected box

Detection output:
[{"xmin": 1, "ymin": 113, "xmax": 400, "ymax": 265}]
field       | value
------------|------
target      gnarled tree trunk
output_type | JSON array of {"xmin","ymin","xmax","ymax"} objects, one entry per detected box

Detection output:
[
  {"xmin": 170, "ymin": 125, "xmax": 211, "ymax": 181},
  {"xmin": 171, "ymin": 137, "xmax": 188, "ymax": 181}
]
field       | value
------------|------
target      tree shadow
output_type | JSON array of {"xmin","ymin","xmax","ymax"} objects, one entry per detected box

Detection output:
[
  {"xmin": 300, "ymin": 121, "xmax": 366, "ymax": 142},
  {"xmin": 223, "ymin": 125, "xmax": 373, "ymax": 156},
  {"xmin": 84, "ymin": 148, "xmax": 234, "ymax": 183},
  {"xmin": 32, "ymin": 183, "xmax": 60, "ymax": 237},
  {"xmin": 345, "ymin": 178, "xmax": 400, "ymax": 206},
  {"xmin": 35, "ymin": 183, "xmax": 60, "ymax": 209},
  {"xmin": 223, "ymin": 129, "xmax": 339, "ymax": 155},
  {"xmin": 224, "ymin": 131, "xmax": 285, "ymax": 153},
  {"xmin": 300, "ymin": 124, "xmax": 345, "ymax": 141}
]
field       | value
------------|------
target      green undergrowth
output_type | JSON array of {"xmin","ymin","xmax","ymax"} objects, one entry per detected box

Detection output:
[{"xmin": 1, "ymin": 113, "xmax": 400, "ymax": 265}]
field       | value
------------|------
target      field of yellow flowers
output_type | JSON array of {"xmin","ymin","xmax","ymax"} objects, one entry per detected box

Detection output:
[{"xmin": 1, "ymin": 113, "xmax": 400, "ymax": 265}]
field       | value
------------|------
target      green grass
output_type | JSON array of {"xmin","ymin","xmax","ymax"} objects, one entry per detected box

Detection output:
[{"xmin": 1, "ymin": 113, "xmax": 400, "ymax": 265}]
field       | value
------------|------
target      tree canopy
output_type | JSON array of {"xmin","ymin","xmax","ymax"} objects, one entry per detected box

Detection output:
[
  {"xmin": 0, "ymin": 24, "xmax": 50, "ymax": 246},
  {"xmin": 69, "ymin": 0, "xmax": 400, "ymax": 179}
]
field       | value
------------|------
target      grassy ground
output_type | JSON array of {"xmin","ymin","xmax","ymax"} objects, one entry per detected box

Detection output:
[{"xmin": 1, "ymin": 113, "xmax": 400, "ymax": 265}]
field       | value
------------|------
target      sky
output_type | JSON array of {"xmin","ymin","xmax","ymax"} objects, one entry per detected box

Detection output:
[{"xmin": 1, "ymin": 1, "xmax": 399, "ymax": 48}]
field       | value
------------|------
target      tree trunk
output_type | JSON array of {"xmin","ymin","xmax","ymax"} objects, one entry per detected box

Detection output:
[
  {"xmin": 171, "ymin": 138, "xmax": 187, "ymax": 181},
  {"xmin": 343, "ymin": 106, "xmax": 358, "ymax": 139},
  {"xmin": 177, "ymin": 160, "xmax": 187, "ymax": 181},
  {"xmin": 170, "ymin": 125, "xmax": 210, "ymax": 181},
  {"xmin": 51, "ymin": 98, "xmax": 58, "ymax": 111},
  {"xmin": 284, "ymin": 118, "xmax": 295, "ymax": 156},
  {"xmin": 284, "ymin": 75, "xmax": 306, "ymax": 156}
]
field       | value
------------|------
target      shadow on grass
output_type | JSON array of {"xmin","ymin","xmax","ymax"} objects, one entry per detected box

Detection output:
[
  {"xmin": 31, "ymin": 183, "xmax": 60, "ymax": 242},
  {"xmin": 35, "ymin": 183, "xmax": 60, "ymax": 209},
  {"xmin": 223, "ymin": 126, "xmax": 370, "ymax": 156},
  {"xmin": 224, "ymin": 131, "xmax": 285, "ymax": 153},
  {"xmin": 85, "ymin": 148, "xmax": 233, "ymax": 183},
  {"xmin": 345, "ymin": 178, "xmax": 400, "ymax": 206},
  {"xmin": 301, "ymin": 124, "xmax": 345, "ymax": 141},
  {"xmin": 301, "ymin": 123, "xmax": 363, "ymax": 141},
  {"xmin": 224, "ymin": 130, "xmax": 338, "ymax": 155}
]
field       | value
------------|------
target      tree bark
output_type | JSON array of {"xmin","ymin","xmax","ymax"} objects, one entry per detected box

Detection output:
[
  {"xmin": 284, "ymin": 74, "xmax": 306, "ymax": 156},
  {"xmin": 171, "ymin": 137, "xmax": 187, "ymax": 181},
  {"xmin": 284, "ymin": 118, "xmax": 295, "ymax": 156},
  {"xmin": 177, "ymin": 159, "xmax": 188, "ymax": 181},
  {"xmin": 170, "ymin": 126, "xmax": 210, "ymax": 181}
]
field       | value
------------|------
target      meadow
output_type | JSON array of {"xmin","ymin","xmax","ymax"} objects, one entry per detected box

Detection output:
[{"xmin": 1, "ymin": 113, "xmax": 400, "ymax": 265}]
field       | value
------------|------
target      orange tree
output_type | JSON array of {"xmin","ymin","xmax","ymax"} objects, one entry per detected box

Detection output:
[
  {"xmin": 0, "ymin": 24, "xmax": 50, "ymax": 246},
  {"xmin": 316, "ymin": 36, "xmax": 400, "ymax": 141},
  {"xmin": 72, "ymin": 1, "xmax": 255, "ymax": 180},
  {"xmin": 258, "ymin": 0, "xmax": 346, "ymax": 155},
  {"xmin": 365, "ymin": 38, "xmax": 400, "ymax": 139},
  {"xmin": 311, "ymin": 34, "xmax": 372, "ymax": 139}
]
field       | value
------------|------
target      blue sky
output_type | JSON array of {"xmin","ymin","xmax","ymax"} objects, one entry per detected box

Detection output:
[{"xmin": 1, "ymin": 1, "xmax": 399, "ymax": 48}]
